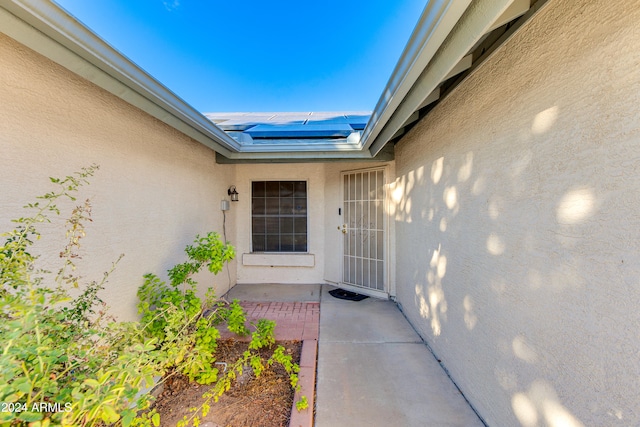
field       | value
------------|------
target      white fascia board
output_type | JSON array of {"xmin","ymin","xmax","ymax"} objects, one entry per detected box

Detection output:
[
  {"xmin": 230, "ymin": 131, "xmax": 362, "ymax": 151},
  {"xmin": 360, "ymin": 0, "xmax": 474, "ymax": 152},
  {"xmin": 232, "ymin": 135, "xmax": 363, "ymax": 153},
  {"xmin": 223, "ymin": 149, "xmax": 374, "ymax": 161},
  {"xmin": 364, "ymin": 0, "xmax": 521, "ymax": 156},
  {"xmin": 0, "ymin": 0, "xmax": 525, "ymax": 162},
  {"xmin": 0, "ymin": 0, "xmax": 240, "ymax": 156},
  {"xmin": 236, "ymin": 143, "xmax": 361, "ymax": 153},
  {"xmin": 0, "ymin": 1, "xmax": 374, "ymax": 160},
  {"xmin": 223, "ymin": 132, "xmax": 370, "ymax": 159}
]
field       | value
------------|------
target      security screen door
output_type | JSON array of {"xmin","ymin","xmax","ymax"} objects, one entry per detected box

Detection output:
[{"xmin": 341, "ymin": 168, "xmax": 386, "ymax": 295}]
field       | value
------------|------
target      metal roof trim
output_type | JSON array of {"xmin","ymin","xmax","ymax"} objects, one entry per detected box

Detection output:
[
  {"xmin": 362, "ymin": 0, "xmax": 522, "ymax": 156},
  {"xmin": 0, "ymin": 0, "xmax": 522, "ymax": 161},
  {"xmin": 1, "ymin": 0, "xmax": 241, "ymax": 155},
  {"xmin": 369, "ymin": 0, "xmax": 514, "ymax": 156},
  {"xmin": 359, "ymin": 0, "xmax": 474, "ymax": 152}
]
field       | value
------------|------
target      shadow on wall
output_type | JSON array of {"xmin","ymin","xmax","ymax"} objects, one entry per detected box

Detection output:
[{"xmin": 391, "ymin": 104, "xmax": 639, "ymax": 426}]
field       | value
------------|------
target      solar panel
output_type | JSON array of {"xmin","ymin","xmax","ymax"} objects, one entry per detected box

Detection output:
[
  {"xmin": 247, "ymin": 124, "xmax": 354, "ymax": 138},
  {"xmin": 204, "ymin": 112, "xmax": 371, "ymax": 142}
]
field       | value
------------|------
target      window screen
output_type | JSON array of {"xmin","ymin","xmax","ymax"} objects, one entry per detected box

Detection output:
[{"xmin": 251, "ymin": 181, "xmax": 307, "ymax": 252}]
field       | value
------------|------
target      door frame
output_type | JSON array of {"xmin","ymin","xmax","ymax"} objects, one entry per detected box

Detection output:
[{"xmin": 339, "ymin": 166, "xmax": 389, "ymax": 299}]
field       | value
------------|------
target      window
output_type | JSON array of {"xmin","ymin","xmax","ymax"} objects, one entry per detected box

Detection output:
[{"xmin": 252, "ymin": 181, "xmax": 307, "ymax": 252}]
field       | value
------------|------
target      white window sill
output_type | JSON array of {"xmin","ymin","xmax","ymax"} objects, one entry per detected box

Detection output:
[{"xmin": 242, "ymin": 253, "xmax": 315, "ymax": 267}]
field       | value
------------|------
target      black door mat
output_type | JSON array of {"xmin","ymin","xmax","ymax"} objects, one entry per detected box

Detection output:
[{"xmin": 329, "ymin": 288, "xmax": 369, "ymax": 301}]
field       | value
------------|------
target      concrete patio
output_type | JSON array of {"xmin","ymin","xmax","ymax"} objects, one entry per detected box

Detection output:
[{"xmin": 225, "ymin": 283, "xmax": 484, "ymax": 426}]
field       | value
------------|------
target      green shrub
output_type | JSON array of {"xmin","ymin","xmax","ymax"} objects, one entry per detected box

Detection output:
[
  {"xmin": 0, "ymin": 165, "xmax": 159, "ymax": 427},
  {"xmin": 0, "ymin": 166, "xmax": 305, "ymax": 427}
]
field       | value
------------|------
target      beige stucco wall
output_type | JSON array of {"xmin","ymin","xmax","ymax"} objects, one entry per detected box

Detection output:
[
  {"xmin": 233, "ymin": 161, "xmax": 398, "ymax": 292},
  {"xmin": 0, "ymin": 33, "xmax": 236, "ymax": 321},
  {"xmin": 394, "ymin": 0, "xmax": 640, "ymax": 425},
  {"xmin": 233, "ymin": 163, "xmax": 326, "ymax": 284}
]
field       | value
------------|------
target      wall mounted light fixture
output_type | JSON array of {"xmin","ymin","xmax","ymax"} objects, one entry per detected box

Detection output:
[{"xmin": 228, "ymin": 185, "xmax": 239, "ymax": 202}]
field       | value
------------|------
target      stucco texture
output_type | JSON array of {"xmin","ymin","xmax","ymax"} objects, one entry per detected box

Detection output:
[
  {"xmin": 233, "ymin": 163, "xmax": 326, "ymax": 284},
  {"xmin": 0, "ymin": 34, "xmax": 236, "ymax": 321},
  {"xmin": 394, "ymin": 0, "xmax": 640, "ymax": 425},
  {"xmin": 233, "ymin": 161, "xmax": 396, "ymax": 291}
]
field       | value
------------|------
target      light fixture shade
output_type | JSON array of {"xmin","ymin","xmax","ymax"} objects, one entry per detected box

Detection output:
[{"xmin": 228, "ymin": 185, "xmax": 239, "ymax": 202}]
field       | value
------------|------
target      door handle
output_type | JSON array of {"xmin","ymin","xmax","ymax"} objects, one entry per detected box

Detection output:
[{"xmin": 340, "ymin": 224, "xmax": 347, "ymax": 234}]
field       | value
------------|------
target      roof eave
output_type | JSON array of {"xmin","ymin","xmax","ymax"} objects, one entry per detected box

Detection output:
[
  {"xmin": 1, "ymin": 0, "xmax": 525, "ymax": 161},
  {"xmin": 361, "ymin": 0, "xmax": 522, "ymax": 157},
  {"xmin": 0, "ymin": 0, "xmax": 241, "ymax": 156}
]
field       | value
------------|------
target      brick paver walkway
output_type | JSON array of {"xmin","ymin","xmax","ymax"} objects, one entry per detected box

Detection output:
[
  {"xmin": 219, "ymin": 301, "xmax": 320, "ymax": 341},
  {"xmin": 218, "ymin": 300, "xmax": 319, "ymax": 427}
]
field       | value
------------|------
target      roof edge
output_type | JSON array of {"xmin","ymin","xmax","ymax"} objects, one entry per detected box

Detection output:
[
  {"xmin": 1, "ymin": 0, "xmax": 518, "ymax": 161},
  {"xmin": 0, "ymin": 0, "xmax": 241, "ymax": 155},
  {"xmin": 361, "ymin": 0, "xmax": 521, "ymax": 156},
  {"xmin": 360, "ymin": 0, "xmax": 474, "ymax": 153}
]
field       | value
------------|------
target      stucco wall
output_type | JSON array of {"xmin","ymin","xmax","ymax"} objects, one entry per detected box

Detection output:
[
  {"xmin": 233, "ymin": 161, "xmax": 398, "ymax": 292},
  {"xmin": 394, "ymin": 0, "xmax": 640, "ymax": 425},
  {"xmin": 233, "ymin": 163, "xmax": 326, "ymax": 284},
  {"xmin": 0, "ymin": 34, "xmax": 236, "ymax": 321}
]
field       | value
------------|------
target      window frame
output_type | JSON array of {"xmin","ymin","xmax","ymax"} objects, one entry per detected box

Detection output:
[{"xmin": 250, "ymin": 179, "xmax": 309, "ymax": 254}]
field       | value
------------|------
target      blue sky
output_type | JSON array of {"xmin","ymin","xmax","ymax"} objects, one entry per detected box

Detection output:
[{"xmin": 54, "ymin": 0, "xmax": 426, "ymax": 113}]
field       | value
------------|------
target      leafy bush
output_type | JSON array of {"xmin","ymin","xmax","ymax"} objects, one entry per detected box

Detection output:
[
  {"xmin": 0, "ymin": 165, "xmax": 159, "ymax": 427},
  {"xmin": 136, "ymin": 232, "xmax": 238, "ymax": 385},
  {"xmin": 136, "ymin": 235, "xmax": 304, "ymax": 427},
  {"xmin": 0, "ymin": 166, "xmax": 305, "ymax": 427}
]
